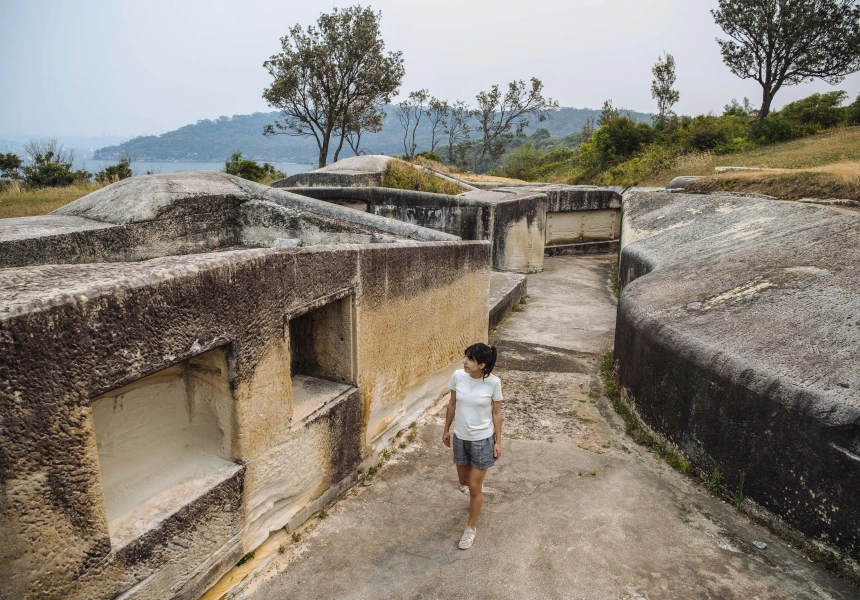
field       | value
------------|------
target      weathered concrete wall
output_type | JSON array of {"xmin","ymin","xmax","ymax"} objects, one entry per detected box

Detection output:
[
  {"xmin": 284, "ymin": 186, "xmax": 547, "ymax": 273},
  {"xmin": 0, "ymin": 172, "xmax": 458, "ymax": 268},
  {"xmin": 273, "ymin": 155, "xmax": 393, "ymax": 188},
  {"xmin": 0, "ymin": 227, "xmax": 489, "ymax": 597},
  {"xmin": 614, "ymin": 190, "xmax": 860, "ymax": 563}
]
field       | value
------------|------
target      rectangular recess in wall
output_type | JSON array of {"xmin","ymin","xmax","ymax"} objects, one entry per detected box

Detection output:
[
  {"xmin": 546, "ymin": 209, "xmax": 621, "ymax": 245},
  {"xmin": 90, "ymin": 347, "xmax": 239, "ymax": 549},
  {"xmin": 288, "ymin": 294, "xmax": 357, "ymax": 424}
]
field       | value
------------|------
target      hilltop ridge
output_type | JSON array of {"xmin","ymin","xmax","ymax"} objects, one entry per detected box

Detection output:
[{"xmin": 93, "ymin": 106, "xmax": 652, "ymax": 164}]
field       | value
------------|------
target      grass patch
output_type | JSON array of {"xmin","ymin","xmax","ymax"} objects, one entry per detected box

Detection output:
[
  {"xmin": 381, "ymin": 159, "xmax": 465, "ymax": 195},
  {"xmin": 640, "ymin": 126, "xmax": 860, "ymax": 187},
  {"xmin": 0, "ymin": 181, "xmax": 104, "ymax": 219},
  {"xmin": 599, "ymin": 350, "xmax": 689, "ymax": 473},
  {"xmin": 684, "ymin": 161, "xmax": 860, "ymax": 201}
]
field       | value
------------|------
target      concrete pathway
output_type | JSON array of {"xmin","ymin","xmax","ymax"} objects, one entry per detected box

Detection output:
[{"xmin": 238, "ymin": 255, "xmax": 856, "ymax": 600}]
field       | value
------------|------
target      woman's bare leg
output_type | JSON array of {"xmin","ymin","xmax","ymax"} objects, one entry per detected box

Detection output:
[
  {"xmin": 467, "ymin": 467, "xmax": 488, "ymax": 529},
  {"xmin": 456, "ymin": 464, "xmax": 471, "ymax": 487}
]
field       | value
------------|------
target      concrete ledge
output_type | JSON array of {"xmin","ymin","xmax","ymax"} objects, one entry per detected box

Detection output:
[
  {"xmin": 544, "ymin": 240, "xmax": 620, "ymax": 256},
  {"xmin": 615, "ymin": 189, "xmax": 860, "ymax": 564},
  {"xmin": 488, "ymin": 272, "xmax": 527, "ymax": 331}
]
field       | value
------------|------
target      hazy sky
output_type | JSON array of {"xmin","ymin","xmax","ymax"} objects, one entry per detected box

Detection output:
[{"xmin": 3, "ymin": 0, "xmax": 859, "ymax": 137}]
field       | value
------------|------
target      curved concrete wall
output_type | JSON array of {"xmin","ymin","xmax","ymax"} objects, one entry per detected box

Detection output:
[{"xmin": 615, "ymin": 190, "xmax": 860, "ymax": 563}]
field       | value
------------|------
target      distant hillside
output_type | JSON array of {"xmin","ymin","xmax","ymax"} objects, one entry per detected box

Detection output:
[{"xmin": 93, "ymin": 106, "xmax": 652, "ymax": 164}]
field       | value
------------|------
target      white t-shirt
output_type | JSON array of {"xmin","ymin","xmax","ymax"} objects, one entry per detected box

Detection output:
[{"xmin": 448, "ymin": 369, "xmax": 503, "ymax": 441}]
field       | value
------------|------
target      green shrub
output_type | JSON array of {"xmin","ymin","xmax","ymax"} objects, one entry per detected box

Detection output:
[
  {"xmin": 779, "ymin": 91, "xmax": 848, "ymax": 130},
  {"xmin": 748, "ymin": 114, "xmax": 801, "ymax": 144},
  {"xmin": 95, "ymin": 156, "xmax": 133, "ymax": 184},
  {"xmin": 22, "ymin": 152, "xmax": 91, "ymax": 188},
  {"xmin": 0, "ymin": 152, "xmax": 22, "ymax": 182},
  {"xmin": 225, "ymin": 150, "xmax": 285, "ymax": 183}
]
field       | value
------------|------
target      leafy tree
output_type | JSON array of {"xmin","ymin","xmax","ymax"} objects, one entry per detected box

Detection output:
[
  {"xmin": 425, "ymin": 98, "xmax": 449, "ymax": 154},
  {"xmin": 21, "ymin": 139, "xmax": 90, "ymax": 188},
  {"xmin": 598, "ymin": 100, "xmax": 621, "ymax": 126},
  {"xmin": 723, "ymin": 97, "xmax": 758, "ymax": 117},
  {"xmin": 225, "ymin": 151, "xmax": 285, "ymax": 183},
  {"xmin": 343, "ymin": 106, "xmax": 385, "ymax": 156},
  {"xmin": 95, "ymin": 156, "xmax": 134, "ymax": 184},
  {"xmin": 262, "ymin": 6, "xmax": 405, "ymax": 168},
  {"xmin": 395, "ymin": 89, "xmax": 429, "ymax": 160},
  {"xmin": 472, "ymin": 78, "xmax": 558, "ymax": 172},
  {"xmin": 651, "ymin": 53, "xmax": 679, "ymax": 127},
  {"xmin": 445, "ymin": 100, "xmax": 473, "ymax": 168},
  {"xmin": 0, "ymin": 153, "xmax": 22, "ymax": 181},
  {"xmin": 712, "ymin": 0, "xmax": 860, "ymax": 119},
  {"xmin": 848, "ymin": 93, "xmax": 860, "ymax": 124},
  {"xmin": 779, "ymin": 90, "xmax": 849, "ymax": 128}
]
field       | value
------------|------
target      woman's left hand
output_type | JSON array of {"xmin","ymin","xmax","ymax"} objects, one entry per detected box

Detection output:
[{"xmin": 493, "ymin": 441, "xmax": 502, "ymax": 459}]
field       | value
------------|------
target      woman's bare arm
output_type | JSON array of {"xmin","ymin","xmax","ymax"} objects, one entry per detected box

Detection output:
[
  {"xmin": 492, "ymin": 401, "xmax": 502, "ymax": 458},
  {"xmin": 442, "ymin": 391, "xmax": 456, "ymax": 447}
]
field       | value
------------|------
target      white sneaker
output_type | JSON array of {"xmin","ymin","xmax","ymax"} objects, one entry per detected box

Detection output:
[
  {"xmin": 459, "ymin": 485, "xmax": 468, "ymax": 494},
  {"xmin": 459, "ymin": 526, "xmax": 476, "ymax": 549}
]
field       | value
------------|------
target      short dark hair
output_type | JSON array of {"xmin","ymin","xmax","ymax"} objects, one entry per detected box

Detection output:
[{"xmin": 464, "ymin": 343, "xmax": 498, "ymax": 378}]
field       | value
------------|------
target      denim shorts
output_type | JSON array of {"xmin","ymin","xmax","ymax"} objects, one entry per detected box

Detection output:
[{"xmin": 452, "ymin": 433, "xmax": 496, "ymax": 470}]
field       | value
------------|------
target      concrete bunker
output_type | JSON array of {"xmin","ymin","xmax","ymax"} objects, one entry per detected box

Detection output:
[
  {"xmin": 90, "ymin": 348, "xmax": 238, "ymax": 549},
  {"xmin": 275, "ymin": 167, "xmax": 623, "ymax": 272},
  {"xmin": 0, "ymin": 171, "xmax": 491, "ymax": 600},
  {"xmin": 614, "ymin": 189, "xmax": 860, "ymax": 565}
]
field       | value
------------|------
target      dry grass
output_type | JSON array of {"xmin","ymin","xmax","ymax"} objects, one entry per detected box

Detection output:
[
  {"xmin": 641, "ymin": 126, "xmax": 860, "ymax": 187},
  {"xmin": 381, "ymin": 159, "xmax": 466, "ymax": 195},
  {"xmin": 685, "ymin": 160, "xmax": 860, "ymax": 201},
  {"xmin": 0, "ymin": 181, "xmax": 104, "ymax": 219},
  {"xmin": 412, "ymin": 156, "xmax": 526, "ymax": 184}
]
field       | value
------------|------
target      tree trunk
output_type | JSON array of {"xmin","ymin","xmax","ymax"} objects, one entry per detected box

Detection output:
[
  {"xmin": 318, "ymin": 136, "xmax": 329, "ymax": 169},
  {"xmin": 472, "ymin": 143, "xmax": 485, "ymax": 174},
  {"xmin": 332, "ymin": 131, "xmax": 347, "ymax": 164},
  {"xmin": 758, "ymin": 88, "xmax": 774, "ymax": 120}
]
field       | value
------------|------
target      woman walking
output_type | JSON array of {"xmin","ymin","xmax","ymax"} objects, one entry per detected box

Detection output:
[{"xmin": 442, "ymin": 343, "xmax": 502, "ymax": 550}]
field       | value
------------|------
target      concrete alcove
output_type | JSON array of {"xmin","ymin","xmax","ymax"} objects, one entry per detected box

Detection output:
[
  {"xmin": 288, "ymin": 294, "xmax": 358, "ymax": 424},
  {"xmin": 90, "ymin": 348, "xmax": 238, "ymax": 548}
]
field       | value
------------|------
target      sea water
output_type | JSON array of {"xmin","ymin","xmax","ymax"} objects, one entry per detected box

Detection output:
[{"xmin": 77, "ymin": 159, "xmax": 312, "ymax": 177}]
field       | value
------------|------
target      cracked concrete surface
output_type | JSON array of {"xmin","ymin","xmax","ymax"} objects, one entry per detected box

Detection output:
[{"xmin": 237, "ymin": 255, "xmax": 856, "ymax": 600}]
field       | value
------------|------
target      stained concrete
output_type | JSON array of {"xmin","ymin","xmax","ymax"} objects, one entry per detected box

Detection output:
[
  {"xmin": 0, "ymin": 239, "xmax": 490, "ymax": 599},
  {"xmin": 488, "ymin": 272, "xmax": 527, "ymax": 331},
  {"xmin": 0, "ymin": 171, "xmax": 459, "ymax": 268},
  {"xmin": 273, "ymin": 155, "xmax": 393, "ymax": 188},
  {"xmin": 616, "ymin": 190, "xmax": 860, "ymax": 566},
  {"xmin": 236, "ymin": 255, "xmax": 855, "ymax": 600}
]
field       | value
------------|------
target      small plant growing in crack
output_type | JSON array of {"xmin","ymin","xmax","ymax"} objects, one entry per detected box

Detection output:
[
  {"xmin": 318, "ymin": 509, "xmax": 329, "ymax": 519},
  {"xmin": 278, "ymin": 544, "xmax": 286, "ymax": 554},
  {"xmin": 707, "ymin": 470, "xmax": 724, "ymax": 494},
  {"xmin": 734, "ymin": 472, "xmax": 746, "ymax": 510},
  {"xmin": 236, "ymin": 550, "xmax": 256, "ymax": 566},
  {"xmin": 292, "ymin": 531, "xmax": 302, "ymax": 543}
]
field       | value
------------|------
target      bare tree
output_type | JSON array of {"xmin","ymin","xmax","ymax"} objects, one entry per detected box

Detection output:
[
  {"xmin": 24, "ymin": 138, "xmax": 75, "ymax": 165},
  {"xmin": 395, "ymin": 89, "xmax": 429, "ymax": 160},
  {"xmin": 651, "ymin": 52, "xmax": 679, "ymax": 127},
  {"xmin": 472, "ymin": 78, "xmax": 558, "ymax": 173},
  {"xmin": 445, "ymin": 101, "xmax": 473, "ymax": 168},
  {"xmin": 712, "ymin": 0, "xmax": 860, "ymax": 119},
  {"xmin": 425, "ymin": 97, "xmax": 449, "ymax": 154},
  {"xmin": 263, "ymin": 6, "xmax": 404, "ymax": 168}
]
